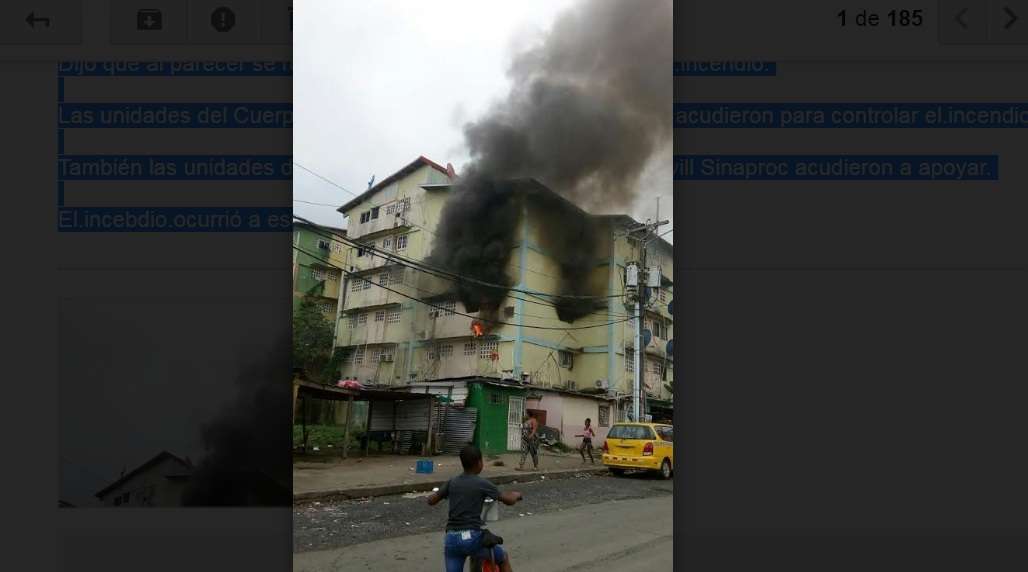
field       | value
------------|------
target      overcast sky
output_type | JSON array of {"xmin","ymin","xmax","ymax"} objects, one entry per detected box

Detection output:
[{"xmin": 294, "ymin": 0, "xmax": 672, "ymax": 239}]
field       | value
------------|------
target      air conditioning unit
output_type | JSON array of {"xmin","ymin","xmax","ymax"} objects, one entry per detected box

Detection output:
[{"xmin": 594, "ymin": 379, "xmax": 609, "ymax": 390}]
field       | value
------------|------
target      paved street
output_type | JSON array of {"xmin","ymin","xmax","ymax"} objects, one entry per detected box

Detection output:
[{"xmin": 294, "ymin": 472, "xmax": 673, "ymax": 571}]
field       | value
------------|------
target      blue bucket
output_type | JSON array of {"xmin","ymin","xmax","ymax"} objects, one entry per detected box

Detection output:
[{"xmin": 415, "ymin": 459, "xmax": 434, "ymax": 474}]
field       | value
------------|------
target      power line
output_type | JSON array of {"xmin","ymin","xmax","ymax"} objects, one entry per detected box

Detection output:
[
  {"xmin": 294, "ymin": 213, "xmax": 622, "ymax": 301},
  {"xmin": 294, "ymin": 245, "xmax": 632, "ymax": 331},
  {"xmin": 295, "ymin": 218, "xmax": 632, "ymax": 318},
  {"xmin": 293, "ymin": 161, "xmax": 360, "ymax": 198},
  {"xmin": 288, "ymin": 162, "xmax": 626, "ymax": 291},
  {"xmin": 294, "ymin": 198, "xmax": 343, "ymax": 208}
]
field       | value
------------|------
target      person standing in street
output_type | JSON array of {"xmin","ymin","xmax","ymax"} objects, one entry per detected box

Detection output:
[
  {"xmin": 577, "ymin": 418, "xmax": 596, "ymax": 464},
  {"xmin": 517, "ymin": 412, "xmax": 539, "ymax": 471}
]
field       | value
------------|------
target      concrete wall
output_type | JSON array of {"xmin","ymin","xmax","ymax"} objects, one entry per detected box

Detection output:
[{"xmin": 526, "ymin": 392, "xmax": 617, "ymax": 447}]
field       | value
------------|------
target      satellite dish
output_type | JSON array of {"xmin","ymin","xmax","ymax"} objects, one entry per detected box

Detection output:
[{"xmin": 641, "ymin": 329, "xmax": 652, "ymax": 347}]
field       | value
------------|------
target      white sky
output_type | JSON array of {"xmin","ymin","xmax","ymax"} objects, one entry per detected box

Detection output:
[{"xmin": 294, "ymin": 0, "xmax": 672, "ymax": 239}]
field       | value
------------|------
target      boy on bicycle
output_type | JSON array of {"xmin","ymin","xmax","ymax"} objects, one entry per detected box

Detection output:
[{"xmin": 428, "ymin": 445, "xmax": 523, "ymax": 572}]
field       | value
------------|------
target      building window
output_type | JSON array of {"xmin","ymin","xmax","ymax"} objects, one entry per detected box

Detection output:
[
  {"xmin": 387, "ymin": 309, "xmax": 401, "ymax": 324},
  {"xmin": 379, "ymin": 273, "xmax": 391, "ymax": 287},
  {"xmin": 360, "ymin": 211, "xmax": 370, "ymax": 224},
  {"xmin": 319, "ymin": 302, "xmax": 335, "ymax": 315},
  {"xmin": 382, "ymin": 236, "xmax": 393, "ymax": 251},
  {"xmin": 558, "ymin": 350, "xmax": 574, "ymax": 368},
  {"xmin": 356, "ymin": 247, "xmax": 366, "ymax": 257},
  {"xmin": 488, "ymin": 392, "xmax": 503, "ymax": 405},
  {"xmin": 598, "ymin": 405, "xmax": 610, "ymax": 427},
  {"xmin": 348, "ymin": 315, "xmax": 358, "ymax": 329},
  {"xmin": 385, "ymin": 203, "xmax": 396, "ymax": 215},
  {"xmin": 439, "ymin": 344, "xmax": 453, "ymax": 358},
  {"xmin": 479, "ymin": 340, "xmax": 498, "ymax": 359},
  {"xmin": 379, "ymin": 347, "xmax": 394, "ymax": 362},
  {"xmin": 374, "ymin": 310, "xmax": 385, "ymax": 322},
  {"xmin": 317, "ymin": 238, "xmax": 330, "ymax": 250},
  {"xmin": 398, "ymin": 197, "xmax": 411, "ymax": 212},
  {"xmin": 350, "ymin": 280, "xmax": 362, "ymax": 293},
  {"xmin": 370, "ymin": 206, "xmax": 380, "ymax": 220},
  {"xmin": 625, "ymin": 349, "xmax": 635, "ymax": 372},
  {"xmin": 395, "ymin": 234, "xmax": 408, "ymax": 251},
  {"xmin": 331, "ymin": 242, "xmax": 344, "ymax": 254},
  {"xmin": 463, "ymin": 342, "xmax": 476, "ymax": 356},
  {"xmin": 358, "ymin": 313, "xmax": 368, "ymax": 325}
]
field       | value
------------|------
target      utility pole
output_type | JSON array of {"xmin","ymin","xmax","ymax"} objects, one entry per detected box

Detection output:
[{"xmin": 624, "ymin": 218, "xmax": 669, "ymax": 421}]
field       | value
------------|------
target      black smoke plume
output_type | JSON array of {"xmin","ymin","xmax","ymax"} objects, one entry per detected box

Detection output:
[
  {"xmin": 181, "ymin": 337, "xmax": 292, "ymax": 506},
  {"xmin": 429, "ymin": 0, "xmax": 671, "ymax": 323}
]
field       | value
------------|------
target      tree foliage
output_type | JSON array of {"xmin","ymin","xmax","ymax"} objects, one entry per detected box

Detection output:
[{"xmin": 292, "ymin": 293, "xmax": 343, "ymax": 384}]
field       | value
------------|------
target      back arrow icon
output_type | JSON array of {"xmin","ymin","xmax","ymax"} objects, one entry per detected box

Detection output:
[
  {"xmin": 955, "ymin": 7, "xmax": 969, "ymax": 29},
  {"xmin": 1005, "ymin": 6, "xmax": 1019, "ymax": 29},
  {"xmin": 25, "ymin": 11, "xmax": 52, "ymax": 28}
]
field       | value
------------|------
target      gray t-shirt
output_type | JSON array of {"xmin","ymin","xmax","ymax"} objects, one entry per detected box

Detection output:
[{"xmin": 437, "ymin": 473, "xmax": 500, "ymax": 531}]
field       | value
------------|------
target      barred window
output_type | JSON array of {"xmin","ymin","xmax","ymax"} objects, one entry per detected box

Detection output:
[
  {"xmin": 385, "ymin": 203, "xmax": 396, "ymax": 215},
  {"xmin": 379, "ymin": 273, "xmax": 391, "ymax": 287},
  {"xmin": 387, "ymin": 309, "xmax": 401, "ymax": 324},
  {"xmin": 374, "ymin": 310, "xmax": 385, "ymax": 322},
  {"xmin": 395, "ymin": 234, "xmax": 408, "ymax": 250},
  {"xmin": 625, "ymin": 349, "xmax": 635, "ymax": 372},
  {"xmin": 479, "ymin": 340, "xmax": 498, "ymax": 359},
  {"xmin": 442, "ymin": 300, "xmax": 456, "ymax": 316},
  {"xmin": 398, "ymin": 197, "xmax": 411, "ymax": 212},
  {"xmin": 558, "ymin": 350, "xmax": 573, "ymax": 368},
  {"xmin": 311, "ymin": 267, "xmax": 328, "ymax": 281},
  {"xmin": 351, "ymin": 280, "xmax": 362, "ymax": 293},
  {"xmin": 348, "ymin": 315, "xmax": 358, "ymax": 329},
  {"xmin": 353, "ymin": 347, "xmax": 365, "ymax": 365},
  {"xmin": 382, "ymin": 236, "xmax": 393, "ymax": 251},
  {"xmin": 369, "ymin": 347, "xmax": 381, "ymax": 362},
  {"xmin": 439, "ymin": 344, "xmax": 453, "ymax": 358},
  {"xmin": 358, "ymin": 313, "xmax": 368, "ymax": 325},
  {"xmin": 362, "ymin": 278, "xmax": 372, "ymax": 290},
  {"xmin": 463, "ymin": 342, "xmax": 476, "ymax": 356},
  {"xmin": 598, "ymin": 405, "xmax": 610, "ymax": 427}
]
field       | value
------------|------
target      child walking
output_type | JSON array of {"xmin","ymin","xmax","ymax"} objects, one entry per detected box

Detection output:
[{"xmin": 577, "ymin": 418, "xmax": 596, "ymax": 464}]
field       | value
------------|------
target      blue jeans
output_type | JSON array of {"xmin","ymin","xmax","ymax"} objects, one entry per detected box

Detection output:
[{"xmin": 444, "ymin": 529, "xmax": 506, "ymax": 572}]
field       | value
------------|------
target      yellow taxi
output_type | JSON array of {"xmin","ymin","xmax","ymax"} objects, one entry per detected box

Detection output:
[{"xmin": 601, "ymin": 422, "xmax": 674, "ymax": 479}]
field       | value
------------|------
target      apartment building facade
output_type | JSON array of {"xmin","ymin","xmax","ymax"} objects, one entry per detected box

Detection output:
[
  {"xmin": 292, "ymin": 222, "xmax": 347, "ymax": 321},
  {"xmin": 333, "ymin": 156, "xmax": 674, "ymax": 405}
]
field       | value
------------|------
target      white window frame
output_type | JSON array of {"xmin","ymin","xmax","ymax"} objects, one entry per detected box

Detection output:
[
  {"xmin": 387, "ymin": 309, "xmax": 401, "ymax": 324},
  {"xmin": 395, "ymin": 234, "xmax": 408, "ymax": 251},
  {"xmin": 354, "ymin": 346, "xmax": 365, "ymax": 365}
]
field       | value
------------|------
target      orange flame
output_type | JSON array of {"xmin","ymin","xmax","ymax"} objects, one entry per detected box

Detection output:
[{"xmin": 471, "ymin": 321, "xmax": 485, "ymax": 337}]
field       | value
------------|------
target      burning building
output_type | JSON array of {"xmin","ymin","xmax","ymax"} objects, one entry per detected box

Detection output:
[
  {"xmin": 332, "ymin": 158, "xmax": 673, "ymax": 402},
  {"xmin": 332, "ymin": 0, "xmax": 672, "ymax": 402}
]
